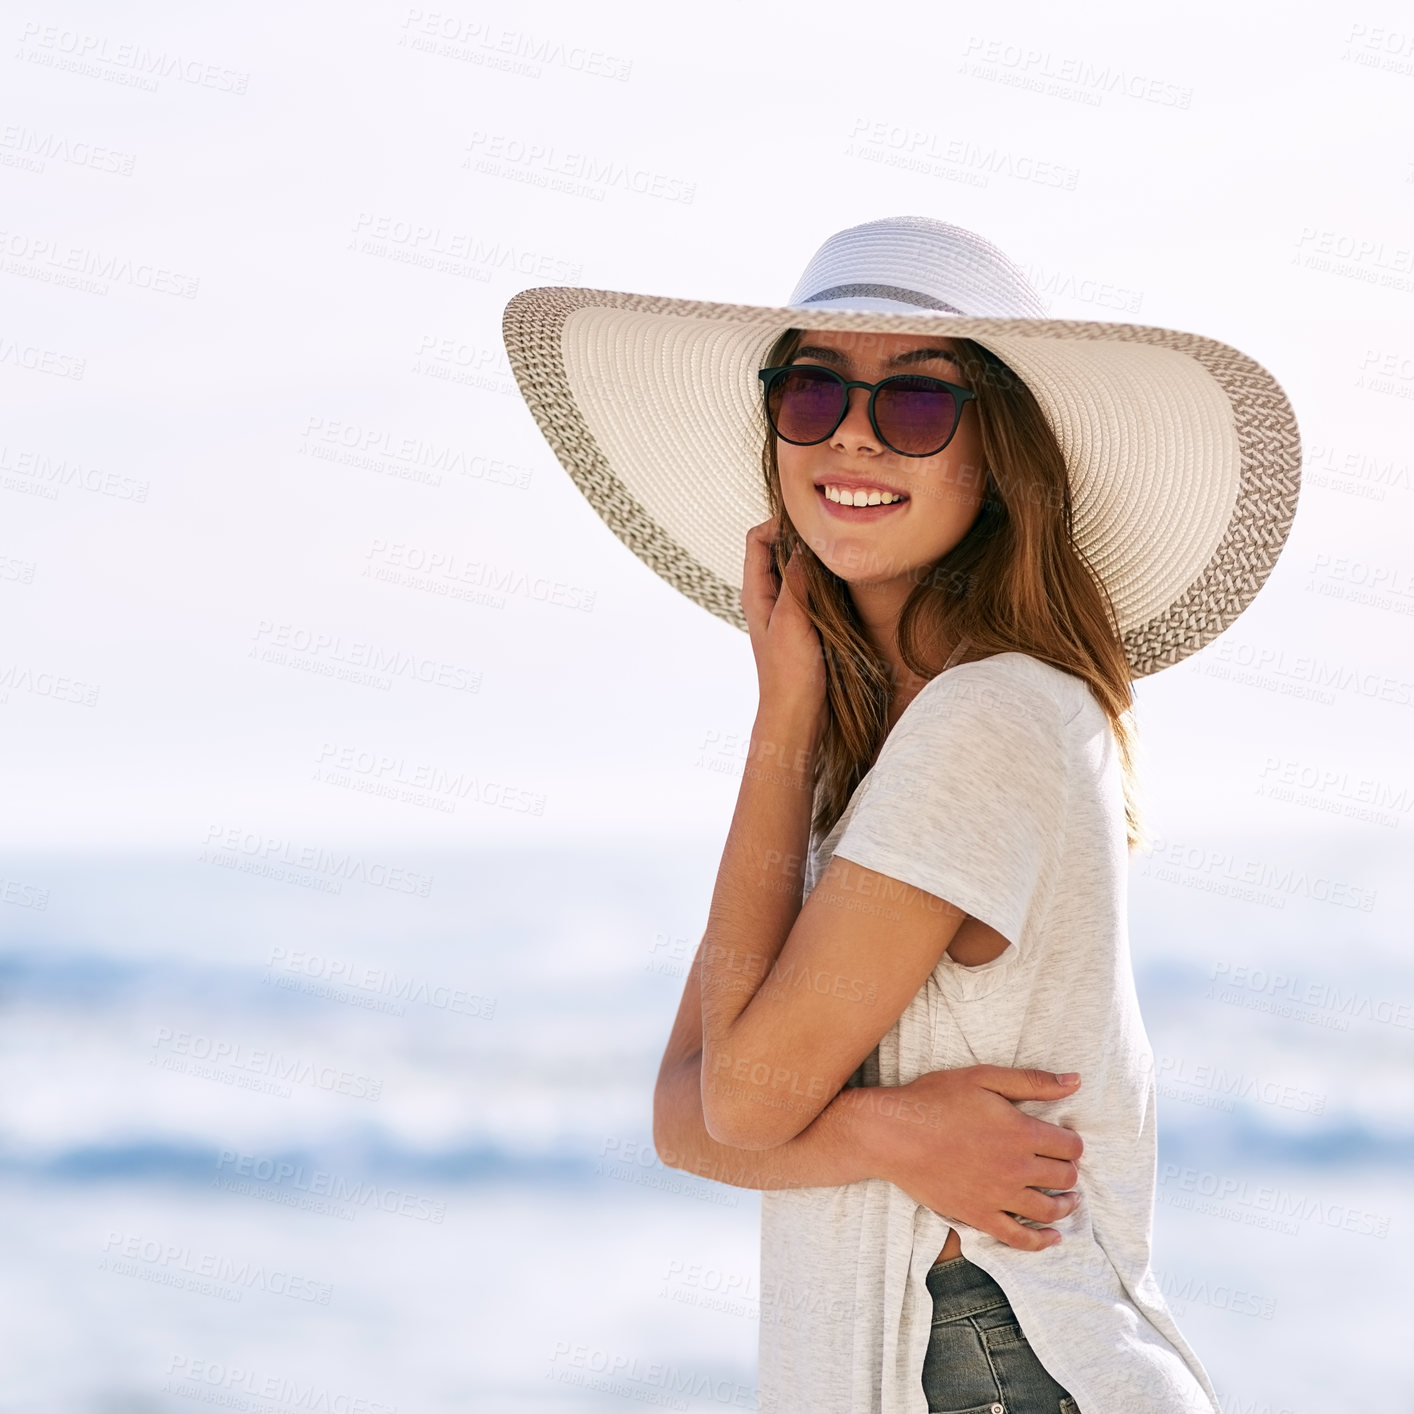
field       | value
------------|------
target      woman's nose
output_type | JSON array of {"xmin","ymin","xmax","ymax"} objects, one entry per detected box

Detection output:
[{"xmin": 831, "ymin": 386, "xmax": 879, "ymax": 449}]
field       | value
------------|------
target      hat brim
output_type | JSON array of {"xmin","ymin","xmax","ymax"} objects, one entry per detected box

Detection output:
[{"xmin": 502, "ymin": 286, "xmax": 1301, "ymax": 679}]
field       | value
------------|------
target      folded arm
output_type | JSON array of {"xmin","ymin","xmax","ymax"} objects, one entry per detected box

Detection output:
[
  {"xmin": 695, "ymin": 702, "xmax": 970, "ymax": 1150},
  {"xmin": 653, "ymin": 929, "xmax": 1085, "ymax": 1250},
  {"xmin": 683, "ymin": 708, "xmax": 1082, "ymax": 1249}
]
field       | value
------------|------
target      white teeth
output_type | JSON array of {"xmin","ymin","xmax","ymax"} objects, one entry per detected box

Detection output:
[{"xmin": 823, "ymin": 485, "xmax": 903, "ymax": 506}]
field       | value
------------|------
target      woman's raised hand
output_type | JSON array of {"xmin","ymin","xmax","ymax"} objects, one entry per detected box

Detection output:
[{"xmin": 740, "ymin": 519, "xmax": 828, "ymax": 730}]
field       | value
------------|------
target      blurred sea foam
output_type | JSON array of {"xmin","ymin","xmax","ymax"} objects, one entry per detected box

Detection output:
[{"xmin": 2, "ymin": 835, "xmax": 1411, "ymax": 1410}]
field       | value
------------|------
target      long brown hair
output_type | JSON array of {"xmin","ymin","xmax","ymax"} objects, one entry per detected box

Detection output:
[{"xmin": 759, "ymin": 327, "xmax": 1149, "ymax": 852}]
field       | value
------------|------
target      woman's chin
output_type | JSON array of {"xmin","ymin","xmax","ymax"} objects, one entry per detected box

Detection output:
[
  {"xmin": 813, "ymin": 542, "xmax": 918, "ymax": 586},
  {"xmin": 787, "ymin": 510, "xmax": 931, "ymax": 586},
  {"xmin": 822, "ymin": 562, "xmax": 913, "ymax": 591}
]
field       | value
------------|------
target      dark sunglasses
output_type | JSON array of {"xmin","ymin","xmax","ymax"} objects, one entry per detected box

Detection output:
[{"xmin": 758, "ymin": 363, "xmax": 977, "ymax": 458}]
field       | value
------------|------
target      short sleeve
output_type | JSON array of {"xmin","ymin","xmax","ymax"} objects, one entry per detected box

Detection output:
[{"xmin": 831, "ymin": 659, "xmax": 1070, "ymax": 954}]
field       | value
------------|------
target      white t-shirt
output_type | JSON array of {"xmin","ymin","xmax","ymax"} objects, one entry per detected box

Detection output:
[{"xmin": 756, "ymin": 652, "xmax": 1220, "ymax": 1414}]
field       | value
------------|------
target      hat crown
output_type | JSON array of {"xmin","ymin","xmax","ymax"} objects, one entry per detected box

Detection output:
[{"xmin": 787, "ymin": 215, "xmax": 1048, "ymax": 319}]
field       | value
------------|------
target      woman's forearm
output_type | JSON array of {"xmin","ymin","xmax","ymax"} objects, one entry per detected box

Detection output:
[
  {"xmin": 654, "ymin": 1048, "xmax": 882, "ymax": 1191},
  {"xmin": 698, "ymin": 706, "xmax": 822, "ymax": 1137}
]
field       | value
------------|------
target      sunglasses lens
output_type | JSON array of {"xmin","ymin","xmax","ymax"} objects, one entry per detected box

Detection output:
[
  {"xmin": 874, "ymin": 376, "xmax": 960, "ymax": 455},
  {"xmin": 767, "ymin": 366, "xmax": 844, "ymax": 444}
]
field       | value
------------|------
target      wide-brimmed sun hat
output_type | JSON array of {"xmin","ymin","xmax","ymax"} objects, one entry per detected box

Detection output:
[{"xmin": 500, "ymin": 214, "xmax": 1301, "ymax": 678}]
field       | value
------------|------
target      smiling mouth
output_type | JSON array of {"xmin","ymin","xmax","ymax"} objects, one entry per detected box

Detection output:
[{"xmin": 815, "ymin": 482, "xmax": 909, "ymax": 513}]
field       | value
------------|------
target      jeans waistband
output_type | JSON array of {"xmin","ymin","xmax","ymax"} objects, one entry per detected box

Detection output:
[{"xmin": 924, "ymin": 1255, "xmax": 1014, "ymax": 1322}]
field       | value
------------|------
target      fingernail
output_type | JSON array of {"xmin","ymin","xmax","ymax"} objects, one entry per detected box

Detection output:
[{"xmin": 1058, "ymin": 1072, "xmax": 1080, "ymax": 1084}]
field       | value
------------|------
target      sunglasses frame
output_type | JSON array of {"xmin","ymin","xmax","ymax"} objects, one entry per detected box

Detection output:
[{"xmin": 757, "ymin": 363, "xmax": 978, "ymax": 458}]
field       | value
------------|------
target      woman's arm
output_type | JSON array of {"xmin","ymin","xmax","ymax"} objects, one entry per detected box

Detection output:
[
  {"xmin": 655, "ymin": 923, "xmax": 874, "ymax": 1188},
  {"xmin": 658, "ymin": 1047, "xmax": 1083, "ymax": 1237},
  {"xmin": 695, "ymin": 523, "xmax": 967, "ymax": 1149},
  {"xmin": 696, "ymin": 698, "xmax": 856, "ymax": 1146},
  {"xmin": 654, "ymin": 923, "xmax": 1086, "ymax": 1248},
  {"xmin": 692, "ymin": 524, "xmax": 830, "ymax": 1140},
  {"xmin": 696, "ymin": 695, "xmax": 975, "ymax": 1149},
  {"xmin": 655, "ymin": 1046, "xmax": 877, "ymax": 1190},
  {"xmin": 680, "ymin": 522, "xmax": 1082, "ymax": 1236}
]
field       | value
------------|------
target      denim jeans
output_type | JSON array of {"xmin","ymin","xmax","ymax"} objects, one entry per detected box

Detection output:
[{"xmin": 921, "ymin": 1256, "xmax": 1080, "ymax": 1414}]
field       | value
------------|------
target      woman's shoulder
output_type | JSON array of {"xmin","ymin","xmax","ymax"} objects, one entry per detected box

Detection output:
[{"xmin": 937, "ymin": 650, "xmax": 1093, "ymax": 725}]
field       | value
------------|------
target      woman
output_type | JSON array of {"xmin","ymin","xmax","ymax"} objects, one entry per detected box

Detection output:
[{"xmin": 502, "ymin": 216, "xmax": 1301, "ymax": 1414}]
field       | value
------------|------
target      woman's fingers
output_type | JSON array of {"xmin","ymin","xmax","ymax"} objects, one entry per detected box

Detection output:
[
  {"xmin": 1026, "ymin": 1155, "xmax": 1080, "ymax": 1192},
  {"xmin": 978, "ymin": 1211, "xmax": 1063, "ymax": 1252},
  {"xmin": 775, "ymin": 545, "xmax": 813, "ymax": 621},
  {"xmin": 969, "ymin": 1187, "xmax": 1077, "ymax": 1250},
  {"xmin": 740, "ymin": 520, "xmax": 826, "ymax": 720},
  {"xmin": 1020, "ymin": 1112, "xmax": 1084, "ymax": 1165},
  {"xmin": 1007, "ymin": 1186, "xmax": 1080, "ymax": 1226},
  {"xmin": 739, "ymin": 520, "xmax": 781, "ymax": 635}
]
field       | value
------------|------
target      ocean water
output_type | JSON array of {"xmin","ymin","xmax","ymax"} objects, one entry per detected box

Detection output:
[{"xmin": 2, "ymin": 837, "xmax": 1411, "ymax": 1411}]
